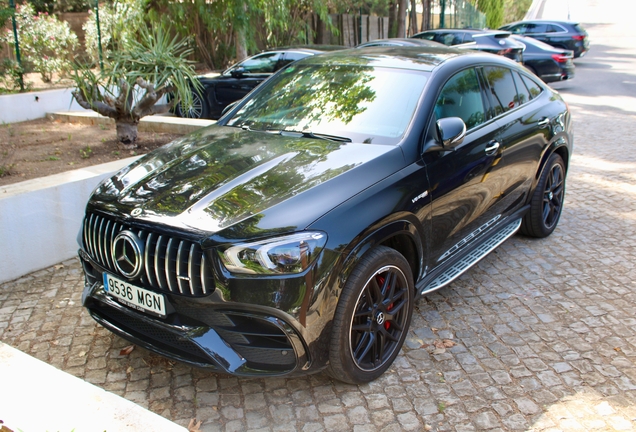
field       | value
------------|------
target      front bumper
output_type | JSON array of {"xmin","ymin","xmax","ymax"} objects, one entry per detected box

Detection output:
[{"xmin": 80, "ymin": 253, "xmax": 311, "ymax": 377}]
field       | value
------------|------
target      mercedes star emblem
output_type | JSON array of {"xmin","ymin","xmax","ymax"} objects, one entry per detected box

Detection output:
[{"xmin": 112, "ymin": 230, "xmax": 145, "ymax": 279}]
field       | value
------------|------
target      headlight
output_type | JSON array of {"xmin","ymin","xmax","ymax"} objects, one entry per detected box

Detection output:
[{"xmin": 219, "ymin": 232, "xmax": 327, "ymax": 275}]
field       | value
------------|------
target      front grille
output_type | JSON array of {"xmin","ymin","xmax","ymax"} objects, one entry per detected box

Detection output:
[{"xmin": 83, "ymin": 212, "xmax": 213, "ymax": 297}]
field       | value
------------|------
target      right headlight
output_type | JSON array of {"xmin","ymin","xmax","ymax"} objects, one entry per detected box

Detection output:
[{"xmin": 218, "ymin": 232, "xmax": 327, "ymax": 275}]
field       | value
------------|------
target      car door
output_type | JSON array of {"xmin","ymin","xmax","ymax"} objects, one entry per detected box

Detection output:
[
  {"xmin": 481, "ymin": 66, "xmax": 550, "ymax": 210},
  {"xmin": 422, "ymin": 67, "xmax": 508, "ymax": 266},
  {"xmin": 214, "ymin": 52, "xmax": 283, "ymax": 105}
]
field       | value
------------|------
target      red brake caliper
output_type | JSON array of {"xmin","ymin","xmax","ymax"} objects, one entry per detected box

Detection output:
[{"xmin": 376, "ymin": 275, "xmax": 392, "ymax": 330}]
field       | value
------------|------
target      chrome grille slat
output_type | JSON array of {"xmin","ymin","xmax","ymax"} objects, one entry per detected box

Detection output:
[
  {"xmin": 145, "ymin": 232, "xmax": 156, "ymax": 287},
  {"xmin": 92, "ymin": 214, "xmax": 100, "ymax": 262},
  {"xmin": 187, "ymin": 244, "xmax": 196, "ymax": 295},
  {"xmin": 83, "ymin": 218, "xmax": 90, "ymax": 259},
  {"xmin": 81, "ymin": 212, "xmax": 213, "ymax": 297},
  {"xmin": 103, "ymin": 220, "xmax": 113, "ymax": 269},
  {"xmin": 97, "ymin": 217, "xmax": 106, "ymax": 266},
  {"xmin": 176, "ymin": 241, "xmax": 186, "ymax": 295},
  {"xmin": 86, "ymin": 215, "xmax": 95, "ymax": 256},
  {"xmin": 109, "ymin": 222, "xmax": 119, "ymax": 269},
  {"xmin": 155, "ymin": 235, "xmax": 168, "ymax": 290},
  {"xmin": 201, "ymin": 254, "xmax": 209, "ymax": 295},
  {"xmin": 165, "ymin": 238, "xmax": 175, "ymax": 293}
]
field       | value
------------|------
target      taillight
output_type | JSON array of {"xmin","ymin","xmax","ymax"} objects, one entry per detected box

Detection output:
[
  {"xmin": 552, "ymin": 54, "xmax": 568, "ymax": 63},
  {"xmin": 572, "ymin": 35, "xmax": 585, "ymax": 41}
]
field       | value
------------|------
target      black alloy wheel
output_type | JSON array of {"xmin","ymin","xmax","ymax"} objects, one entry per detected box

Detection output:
[
  {"xmin": 328, "ymin": 246, "xmax": 414, "ymax": 384},
  {"xmin": 176, "ymin": 91, "xmax": 209, "ymax": 119},
  {"xmin": 521, "ymin": 153, "xmax": 566, "ymax": 237}
]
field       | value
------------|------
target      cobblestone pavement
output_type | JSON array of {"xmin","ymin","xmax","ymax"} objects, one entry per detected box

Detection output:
[{"xmin": 3, "ymin": 8, "xmax": 636, "ymax": 432}]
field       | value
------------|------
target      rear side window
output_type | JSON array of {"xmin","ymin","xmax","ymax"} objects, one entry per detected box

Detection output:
[
  {"xmin": 483, "ymin": 66, "xmax": 519, "ymax": 115},
  {"xmin": 416, "ymin": 33, "xmax": 436, "ymax": 41},
  {"xmin": 526, "ymin": 23, "xmax": 548, "ymax": 33},
  {"xmin": 520, "ymin": 74, "xmax": 543, "ymax": 99},
  {"xmin": 434, "ymin": 32, "xmax": 465, "ymax": 46},
  {"xmin": 435, "ymin": 68, "xmax": 485, "ymax": 129},
  {"xmin": 512, "ymin": 72, "xmax": 531, "ymax": 105},
  {"xmin": 547, "ymin": 24, "xmax": 564, "ymax": 33}
]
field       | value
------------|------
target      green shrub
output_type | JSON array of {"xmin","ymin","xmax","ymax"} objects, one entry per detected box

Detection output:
[{"xmin": 1, "ymin": 4, "xmax": 78, "ymax": 82}]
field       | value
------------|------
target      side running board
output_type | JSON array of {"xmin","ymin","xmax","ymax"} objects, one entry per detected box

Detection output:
[{"xmin": 420, "ymin": 218, "xmax": 522, "ymax": 296}]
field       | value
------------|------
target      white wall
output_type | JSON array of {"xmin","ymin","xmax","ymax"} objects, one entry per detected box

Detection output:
[
  {"xmin": 0, "ymin": 88, "xmax": 86, "ymax": 123},
  {"xmin": 0, "ymin": 157, "xmax": 138, "ymax": 284}
]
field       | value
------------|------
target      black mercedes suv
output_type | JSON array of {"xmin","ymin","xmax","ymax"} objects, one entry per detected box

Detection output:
[{"xmin": 78, "ymin": 46, "xmax": 573, "ymax": 384}]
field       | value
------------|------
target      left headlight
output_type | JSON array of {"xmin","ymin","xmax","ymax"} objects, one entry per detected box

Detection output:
[{"xmin": 218, "ymin": 232, "xmax": 327, "ymax": 275}]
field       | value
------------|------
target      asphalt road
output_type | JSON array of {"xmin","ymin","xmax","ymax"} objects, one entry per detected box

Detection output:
[{"xmin": 2, "ymin": 1, "xmax": 636, "ymax": 431}]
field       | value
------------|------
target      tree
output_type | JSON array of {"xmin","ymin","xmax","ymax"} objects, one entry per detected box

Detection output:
[
  {"xmin": 83, "ymin": 0, "xmax": 146, "ymax": 66},
  {"xmin": 71, "ymin": 26, "xmax": 201, "ymax": 147},
  {"xmin": 470, "ymin": 0, "xmax": 504, "ymax": 29}
]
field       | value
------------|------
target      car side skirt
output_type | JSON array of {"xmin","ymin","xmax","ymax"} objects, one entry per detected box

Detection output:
[{"xmin": 415, "ymin": 205, "xmax": 529, "ymax": 299}]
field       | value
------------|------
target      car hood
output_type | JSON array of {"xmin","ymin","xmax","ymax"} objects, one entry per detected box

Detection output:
[{"xmin": 89, "ymin": 125, "xmax": 405, "ymax": 238}]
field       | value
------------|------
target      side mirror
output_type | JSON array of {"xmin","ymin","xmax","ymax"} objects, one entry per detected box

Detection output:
[
  {"xmin": 436, "ymin": 117, "xmax": 466, "ymax": 150},
  {"xmin": 230, "ymin": 67, "xmax": 246, "ymax": 78}
]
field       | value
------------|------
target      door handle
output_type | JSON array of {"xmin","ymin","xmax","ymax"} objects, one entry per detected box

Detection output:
[
  {"xmin": 538, "ymin": 117, "xmax": 550, "ymax": 127},
  {"xmin": 485, "ymin": 141, "xmax": 500, "ymax": 154}
]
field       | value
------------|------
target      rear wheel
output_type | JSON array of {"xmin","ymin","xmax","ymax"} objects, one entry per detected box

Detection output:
[
  {"xmin": 327, "ymin": 246, "xmax": 414, "ymax": 384},
  {"xmin": 175, "ymin": 91, "xmax": 209, "ymax": 119},
  {"xmin": 521, "ymin": 153, "xmax": 566, "ymax": 237}
]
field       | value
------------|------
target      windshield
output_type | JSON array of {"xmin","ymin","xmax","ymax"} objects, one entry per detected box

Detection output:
[{"xmin": 226, "ymin": 63, "xmax": 429, "ymax": 145}]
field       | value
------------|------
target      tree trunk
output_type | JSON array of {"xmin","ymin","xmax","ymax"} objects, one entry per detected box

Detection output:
[
  {"xmin": 115, "ymin": 118, "xmax": 139, "ymax": 148},
  {"xmin": 388, "ymin": 0, "xmax": 398, "ymax": 38},
  {"xmin": 410, "ymin": 0, "xmax": 417, "ymax": 36},
  {"xmin": 421, "ymin": 0, "xmax": 431, "ymax": 31},
  {"xmin": 235, "ymin": 29, "xmax": 247, "ymax": 61},
  {"xmin": 397, "ymin": 0, "xmax": 407, "ymax": 38}
]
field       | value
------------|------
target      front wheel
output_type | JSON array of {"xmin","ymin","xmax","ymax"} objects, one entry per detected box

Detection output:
[
  {"xmin": 175, "ymin": 91, "xmax": 209, "ymax": 119},
  {"xmin": 521, "ymin": 153, "xmax": 566, "ymax": 237},
  {"xmin": 327, "ymin": 246, "xmax": 414, "ymax": 384}
]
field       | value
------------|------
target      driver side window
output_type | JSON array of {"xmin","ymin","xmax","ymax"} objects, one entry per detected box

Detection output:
[{"xmin": 435, "ymin": 68, "xmax": 486, "ymax": 130}]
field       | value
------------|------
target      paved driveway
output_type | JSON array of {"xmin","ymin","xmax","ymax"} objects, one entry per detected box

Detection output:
[{"xmin": 2, "ymin": 2, "xmax": 636, "ymax": 431}]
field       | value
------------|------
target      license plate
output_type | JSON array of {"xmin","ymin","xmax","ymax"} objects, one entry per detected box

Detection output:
[{"xmin": 103, "ymin": 273, "xmax": 166, "ymax": 317}]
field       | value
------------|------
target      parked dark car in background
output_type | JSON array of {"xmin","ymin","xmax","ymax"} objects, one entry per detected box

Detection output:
[
  {"xmin": 511, "ymin": 35, "xmax": 574, "ymax": 83},
  {"xmin": 500, "ymin": 20, "xmax": 589, "ymax": 58},
  {"xmin": 356, "ymin": 38, "xmax": 445, "ymax": 48},
  {"xmin": 411, "ymin": 29, "xmax": 524, "ymax": 62},
  {"xmin": 79, "ymin": 46, "xmax": 572, "ymax": 384},
  {"xmin": 175, "ymin": 46, "xmax": 343, "ymax": 119}
]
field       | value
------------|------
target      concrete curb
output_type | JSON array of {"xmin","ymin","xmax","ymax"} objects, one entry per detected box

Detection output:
[
  {"xmin": 0, "ymin": 341, "xmax": 188, "ymax": 432},
  {"xmin": 49, "ymin": 111, "xmax": 215, "ymax": 135}
]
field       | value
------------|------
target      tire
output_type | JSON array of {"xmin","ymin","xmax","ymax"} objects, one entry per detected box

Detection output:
[
  {"xmin": 521, "ymin": 153, "xmax": 566, "ymax": 238},
  {"xmin": 175, "ymin": 91, "xmax": 209, "ymax": 119},
  {"xmin": 327, "ymin": 246, "xmax": 414, "ymax": 384}
]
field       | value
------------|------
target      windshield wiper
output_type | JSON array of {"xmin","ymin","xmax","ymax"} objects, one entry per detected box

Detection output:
[{"xmin": 278, "ymin": 130, "xmax": 352, "ymax": 143}]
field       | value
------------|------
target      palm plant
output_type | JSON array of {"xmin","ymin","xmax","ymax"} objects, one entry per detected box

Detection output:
[{"xmin": 71, "ymin": 25, "xmax": 201, "ymax": 147}]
